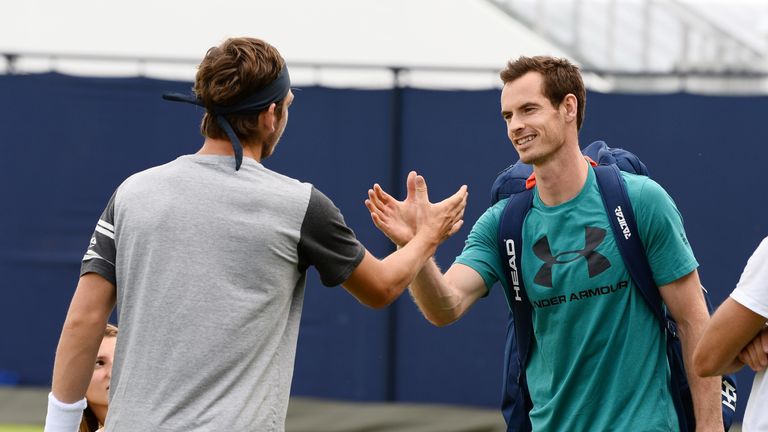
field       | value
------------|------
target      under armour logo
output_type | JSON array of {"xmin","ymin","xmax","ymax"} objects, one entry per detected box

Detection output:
[{"xmin": 532, "ymin": 227, "xmax": 611, "ymax": 287}]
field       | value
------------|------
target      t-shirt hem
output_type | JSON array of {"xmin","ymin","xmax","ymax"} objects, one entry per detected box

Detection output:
[
  {"xmin": 323, "ymin": 246, "xmax": 366, "ymax": 287},
  {"xmin": 653, "ymin": 260, "xmax": 698, "ymax": 287},
  {"xmin": 452, "ymin": 258, "xmax": 492, "ymax": 298},
  {"xmin": 80, "ymin": 262, "xmax": 116, "ymax": 285}
]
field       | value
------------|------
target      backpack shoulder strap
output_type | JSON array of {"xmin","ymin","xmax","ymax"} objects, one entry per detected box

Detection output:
[
  {"xmin": 497, "ymin": 188, "xmax": 535, "ymax": 366},
  {"xmin": 592, "ymin": 165, "xmax": 666, "ymax": 326}
]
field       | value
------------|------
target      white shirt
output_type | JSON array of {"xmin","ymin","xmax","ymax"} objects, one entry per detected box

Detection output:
[{"xmin": 730, "ymin": 236, "xmax": 768, "ymax": 432}]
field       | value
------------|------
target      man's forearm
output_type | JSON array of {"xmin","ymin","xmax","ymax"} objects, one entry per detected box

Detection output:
[
  {"xmin": 344, "ymin": 231, "xmax": 442, "ymax": 309},
  {"xmin": 51, "ymin": 274, "xmax": 116, "ymax": 403},
  {"xmin": 51, "ymin": 312, "xmax": 110, "ymax": 402},
  {"xmin": 680, "ymin": 319, "xmax": 723, "ymax": 430},
  {"xmin": 380, "ymin": 231, "xmax": 440, "ymax": 289},
  {"xmin": 409, "ymin": 259, "xmax": 465, "ymax": 326},
  {"xmin": 46, "ymin": 304, "xmax": 110, "ymax": 432}
]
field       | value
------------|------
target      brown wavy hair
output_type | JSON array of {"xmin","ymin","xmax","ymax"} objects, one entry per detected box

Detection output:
[
  {"xmin": 194, "ymin": 37, "xmax": 286, "ymax": 145},
  {"xmin": 500, "ymin": 56, "xmax": 586, "ymax": 131},
  {"xmin": 79, "ymin": 323, "xmax": 118, "ymax": 432}
]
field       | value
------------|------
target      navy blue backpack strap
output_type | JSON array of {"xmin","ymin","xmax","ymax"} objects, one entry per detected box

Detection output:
[
  {"xmin": 593, "ymin": 164, "xmax": 737, "ymax": 432},
  {"xmin": 592, "ymin": 165, "xmax": 665, "ymax": 323},
  {"xmin": 498, "ymin": 188, "xmax": 534, "ymax": 365},
  {"xmin": 497, "ymin": 188, "xmax": 534, "ymax": 432},
  {"xmin": 593, "ymin": 165, "xmax": 690, "ymax": 432}
]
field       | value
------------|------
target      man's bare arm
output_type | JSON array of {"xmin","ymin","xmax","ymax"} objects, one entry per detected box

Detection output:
[
  {"xmin": 364, "ymin": 171, "xmax": 485, "ymax": 324},
  {"xmin": 51, "ymin": 273, "xmax": 116, "ymax": 403},
  {"xmin": 408, "ymin": 262, "xmax": 488, "ymax": 327},
  {"xmin": 343, "ymin": 173, "xmax": 467, "ymax": 308},
  {"xmin": 659, "ymin": 270, "xmax": 722, "ymax": 431},
  {"xmin": 694, "ymin": 297, "xmax": 767, "ymax": 376}
]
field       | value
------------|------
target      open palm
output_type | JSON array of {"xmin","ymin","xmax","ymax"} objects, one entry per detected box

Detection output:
[{"xmin": 366, "ymin": 171, "xmax": 467, "ymax": 247}]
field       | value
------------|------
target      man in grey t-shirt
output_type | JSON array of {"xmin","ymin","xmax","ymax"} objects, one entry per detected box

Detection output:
[{"xmin": 44, "ymin": 37, "xmax": 467, "ymax": 432}]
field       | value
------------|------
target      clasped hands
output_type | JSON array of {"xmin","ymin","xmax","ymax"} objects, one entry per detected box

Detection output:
[{"xmin": 365, "ymin": 171, "xmax": 467, "ymax": 248}]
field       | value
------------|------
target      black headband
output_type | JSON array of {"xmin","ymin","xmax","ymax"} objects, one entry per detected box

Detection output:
[{"xmin": 162, "ymin": 66, "xmax": 291, "ymax": 170}]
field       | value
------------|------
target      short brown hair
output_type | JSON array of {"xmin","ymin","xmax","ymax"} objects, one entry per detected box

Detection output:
[
  {"xmin": 500, "ymin": 56, "xmax": 586, "ymax": 130},
  {"xmin": 194, "ymin": 37, "xmax": 286, "ymax": 143}
]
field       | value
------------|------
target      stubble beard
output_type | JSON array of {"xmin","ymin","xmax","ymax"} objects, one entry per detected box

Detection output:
[{"xmin": 260, "ymin": 120, "xmax": 287, "ymax": 160}]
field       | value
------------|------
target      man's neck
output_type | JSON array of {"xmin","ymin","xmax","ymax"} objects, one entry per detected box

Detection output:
[
  {"xmin": 532, "ymin": 142, "xmax": 589, "ymax": 206},
  {"xmin": 197, "ymin": 137, "xmax": 262, "ymax": 162}
]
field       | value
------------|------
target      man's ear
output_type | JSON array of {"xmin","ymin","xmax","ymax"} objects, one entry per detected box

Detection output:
[
  {"xmin": 562, "ymin": 94, "xmax": 578, "ymax": 123},
  {"xmin": 258, "ymin": 103, "xmax": 277, "ymax": 132}
]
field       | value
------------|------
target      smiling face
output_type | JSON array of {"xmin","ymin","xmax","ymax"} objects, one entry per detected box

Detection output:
[
  {"xmin": 85, "ymin": 335, "xmax": 116, "ymax": 410},
  {"xmin": 501, "ymin": 71, "xmax": 576, "ymax": 166}
]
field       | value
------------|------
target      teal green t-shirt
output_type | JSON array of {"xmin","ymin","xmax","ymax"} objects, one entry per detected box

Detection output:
[{"xmin": 455, "ymin": 166, "xmax": 697, "ymax": 432}]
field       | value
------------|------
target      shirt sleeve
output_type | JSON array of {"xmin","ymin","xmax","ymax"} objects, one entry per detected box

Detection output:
[
  {"xmin": 629, "ymin": 175, "xmax": 698, "ymax": 287},
  {"xmin": 297, "ymin": 187, "xmax": 365, "ymax": 287},
  {"xmin": 80, "ymin": 190, "xmax": 117, "ymax": 284},
  {"xmin": 453, "ymin": 200, "xmax": 507, "ymax": 296},
  {"xmin": 730, "ymin": 237, "xmax": 768, "ymax": 319}
]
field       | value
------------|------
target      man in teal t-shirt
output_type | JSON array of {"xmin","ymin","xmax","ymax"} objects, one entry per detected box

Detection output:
[{"xmin": 365, "ymin": 56, "xmax": 723, "ymax": 430}]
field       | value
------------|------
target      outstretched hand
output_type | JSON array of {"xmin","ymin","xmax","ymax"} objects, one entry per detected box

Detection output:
[
  {"xmin": 366, "ymin": 171, "xmax": 418, "ymax": 246},
  {"xmin": 365, "ymin": 171, "xmax": 467, "ymax": 247}
]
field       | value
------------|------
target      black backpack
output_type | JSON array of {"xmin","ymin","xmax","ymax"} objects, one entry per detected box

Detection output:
[{"xmin": 491, "ymin": 141, "xmax": 737, "ymax": 431}]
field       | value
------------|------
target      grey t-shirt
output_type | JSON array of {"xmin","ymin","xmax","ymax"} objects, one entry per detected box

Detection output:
[{"xmin": 81, "ymin": 155, "xmax": 364, "ymax": 431}]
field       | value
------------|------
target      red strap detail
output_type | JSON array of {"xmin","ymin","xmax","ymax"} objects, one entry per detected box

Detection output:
[
  {"xmin": 585, "ymin": 156, "xmax": 598, "ymax": 167},
  {"xmin": 525, "ymin": 173, "xmax": 536, "ymax": 190}
]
